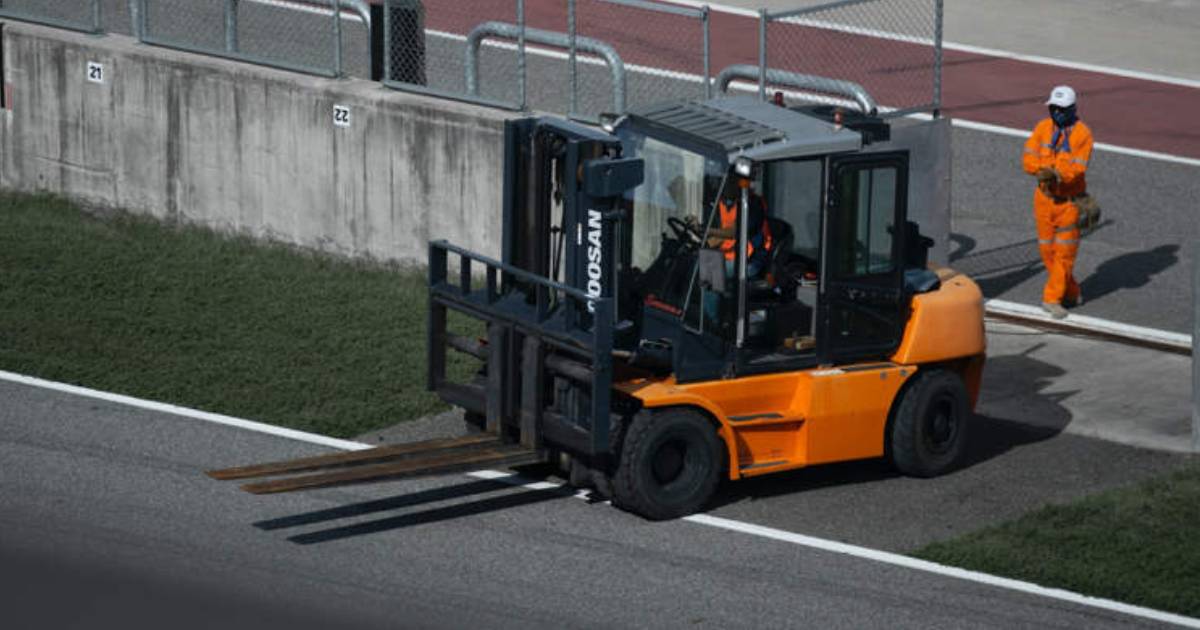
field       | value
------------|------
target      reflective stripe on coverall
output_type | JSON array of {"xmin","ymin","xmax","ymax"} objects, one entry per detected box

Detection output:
[
  {"xmin": 717, "ymin": 199, "xmax": 773, "ymax": 262},
  {"xmin": 1022, "ymin": 117, "xmax": 1094, "ymax": 304}
]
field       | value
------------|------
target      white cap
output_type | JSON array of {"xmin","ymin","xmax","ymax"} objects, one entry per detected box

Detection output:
[{"xmin": 1046, "ymin": 85, "xmax": 1076, "ymax": 107}]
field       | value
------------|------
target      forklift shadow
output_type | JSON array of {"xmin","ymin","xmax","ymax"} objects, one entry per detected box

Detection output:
[
  {"xmin": 708, "ymin": 352, "xmax": 1074, "ymax": 508},
  {"xmin": 261, "ymin": 468, "xmax": 571, "ymax": 545}
]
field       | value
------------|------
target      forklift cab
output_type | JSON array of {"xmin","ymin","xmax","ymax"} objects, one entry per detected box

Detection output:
[{"xmin": 615, "ymin": 98, "xmax": 929, "ymax": 382}]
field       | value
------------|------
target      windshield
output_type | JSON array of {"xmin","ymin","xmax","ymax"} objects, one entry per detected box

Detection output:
[{"xmin": 617, "ymin": 126, "xmax": 728, "ymax": 270}]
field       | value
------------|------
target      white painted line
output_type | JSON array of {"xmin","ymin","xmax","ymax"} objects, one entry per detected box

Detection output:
[
  {"xmin": 685, "ymin": 513, "xmax": 1200, "ymax": 630},
  {"xmin": 0, "ymin": 369, "xmax": 373, "ymax": 452},
  {"xmin": 6, "ymin": 367, "xmax": 1198, "ymax": 627},
  {"xmin": 913, "ymin": 115, "xmax": 1200, "ymax": 168},
  {"xmin": 985, "ymin": 299, "xmax": 1192, "ymax": 352},
  {"xmin": 470, "ymin": 468, "xmax": 1200, "ymax": 629},
  {"xmin": 662, "ymin": 0, "xmax": 1200, "ymax": 88}
]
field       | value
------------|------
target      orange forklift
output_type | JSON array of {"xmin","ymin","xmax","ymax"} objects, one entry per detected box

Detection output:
[{"xmin": 210, "ymin": 95, "xmax": 985, "ymax": 520}]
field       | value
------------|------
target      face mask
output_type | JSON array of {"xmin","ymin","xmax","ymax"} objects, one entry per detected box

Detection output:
[{"xmin": 1050, "ymin": 105, "xmax": 1077, "ymax": 127}]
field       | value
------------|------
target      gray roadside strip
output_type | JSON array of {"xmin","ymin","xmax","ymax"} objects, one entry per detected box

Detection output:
[
  {"xmin": 985, "ymin": 299, "xmax": 1192, "ymax": 355},
  {"xmin": 1, "ymin": 368, "xmax": 1198, "ymax": 628}
]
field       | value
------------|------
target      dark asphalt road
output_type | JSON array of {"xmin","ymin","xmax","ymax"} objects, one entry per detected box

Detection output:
[{"xmin": 2, "ymin": 376, "xmax": 1193, "ymax": 629}]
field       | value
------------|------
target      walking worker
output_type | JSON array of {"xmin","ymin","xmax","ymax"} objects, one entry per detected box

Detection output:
[{"xmin": 1022, "ymin": 85, "xmax": 1094, "ymax": 319}]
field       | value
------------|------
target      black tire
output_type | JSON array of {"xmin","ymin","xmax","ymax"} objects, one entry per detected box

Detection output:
[
  {"xmin": 889, "ymin": 369, "xmax": 970, "ymax": 477},
  {"xmin": 612, "ymin": 408, "xmax": 722, "ymax": 520}
]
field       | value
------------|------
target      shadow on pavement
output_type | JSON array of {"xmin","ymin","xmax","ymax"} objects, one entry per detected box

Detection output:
[
  {"xmin": 948, "ymin": 222, "xmax": 1117, "ymax": 299},
  {"xmin": 1079, "ymin": 243, "xmax": 1179, "ymax": 303},
  {"xmin": 261, "ymin": 467, "xmax": 571, "ymax": 545}
]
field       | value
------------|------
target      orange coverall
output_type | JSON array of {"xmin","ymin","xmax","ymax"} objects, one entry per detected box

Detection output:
[{"xmin": 1022, "ymin": 118, "xmax": 1093, "ymax": 304}]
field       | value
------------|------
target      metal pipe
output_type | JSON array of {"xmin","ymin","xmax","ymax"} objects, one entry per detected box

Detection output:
[
  {"xmin": 382, "ymin": 0, "xmax": 392, "ymax": 82},
  {"xmin": 715, "ymin": 63, "xmax": 879, "ymax": 115},
  {"xmin": 757, "ymin": 9, "xmax": 767, "ymax": 101},
  {"xmin": 224, "ymin": 0, "xmax": 238, "ymax": 53},
  {"xmin": 568, "ymin": 0, "xmax": 578, "ymax": 117},
  {"xmin": 933, "ymin": 0, "xmax": 944, "ymax": 116},
  {"xmin": 735, "ymin": 183, "xmax": 749, "ymax": 347},
  {"xmin": 466, "ymin": 21, "xmax": 626, "ymax": 114},
  {"xmin": 701, "ymin": 5, "xmax": 711, "ymax": 99},
  {"xmin": 517, "ymin": 0, "xmax": 526, "ymax": 110},
  {"xmin": 332, "ymin": 0, "xmax": 343, "ymax": 77},
  {"xmin": 129, "ymin": 0, "xmax": 144, "ymax": 40},
  {"xmin": 91, "ymin": 0, "xmax": 102, "ymax": 33}
]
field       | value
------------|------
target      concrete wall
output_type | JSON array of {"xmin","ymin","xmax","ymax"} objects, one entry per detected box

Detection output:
[{"xmin": 0, "ymin": 21, "xmax": 512, "ymax": 262}]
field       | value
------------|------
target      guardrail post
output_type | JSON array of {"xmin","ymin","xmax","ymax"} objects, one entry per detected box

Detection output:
[
  {"xmin": 517, "ymin": 0, "xmax": 526, "ymax": 110},
  {"xmin": 1193, "ymin": 241, "xmax": 1199, "ymax": 452},
  {"xmin": 332, "ymin": 0, "xmax": 343, "ymax": 77},
  {"xmin": 129, "ymin": 0, "xmax": 145, "ymax": 40},
  {"xmin": 757, "ymin": 8, "xmax": 767, "ymax": 101},
  {"xmin": 381, "ymin": 0, "xmax": 392, "ymax": 81},
  {"xmin": 224, "ymin": 0, "xmax": 238, "ymax": 53},
  {"xmin": 701, "ymin": 5, "xmax": 711, "ymax": 99},
  {"xmin": 568, "ymin": 0, "xmax": 578, "ymax": 116},
  {"xmin": 933, "ymin": 0, "xmax": 943, "ymax": 116}
]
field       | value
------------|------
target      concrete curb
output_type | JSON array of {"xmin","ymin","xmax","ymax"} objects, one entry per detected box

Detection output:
[{"xmin": 984, "ymin": 299, "xmax": 1192, "ymax": 356}]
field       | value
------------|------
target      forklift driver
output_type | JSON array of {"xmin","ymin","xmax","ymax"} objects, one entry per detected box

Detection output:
[
  {"xmin": 702, "ymin": 176, "xmax": 773, "ymax": 325},
  {"xmin": 706, "ymin": 177, "xmax": 773, "ymax": 280}
]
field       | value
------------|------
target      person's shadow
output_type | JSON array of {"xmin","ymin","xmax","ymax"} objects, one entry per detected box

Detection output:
[{"xmin": 1079, "ymin": 244, "xmax": 1179, "ymax": 303}]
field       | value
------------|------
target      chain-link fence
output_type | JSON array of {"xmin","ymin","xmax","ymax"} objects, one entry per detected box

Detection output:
[
  {"xmin": 2, "ymin": 1, "xmax": 943, "ymax": 118},
  {"xmin": 573, "ymin": 0, "xmax": 710, "ymax": 120},
  {"xmin": 0, "ymin": 0, "xmax": 102, "ymax": 33},
  {"xmin": 760, "ymin": 0, "xmax": 942, "ymax": 116},
  {"xmin": 382, "ymin": 0, "xmax": 522, "ymax": 108},
  {"xmin": 136, "ymin": 0, "xmax": 369, "ymax": 78}
]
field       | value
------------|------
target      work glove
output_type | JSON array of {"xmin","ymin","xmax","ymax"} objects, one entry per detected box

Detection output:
[{"xmin": 1035, "ymin": 167, "xmax": 1058, "ymax": 184}]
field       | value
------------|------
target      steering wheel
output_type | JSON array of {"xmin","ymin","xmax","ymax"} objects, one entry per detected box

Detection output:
[{"xmin": 666, "ymin": 216, "xmax": 703, "ymax": 245}]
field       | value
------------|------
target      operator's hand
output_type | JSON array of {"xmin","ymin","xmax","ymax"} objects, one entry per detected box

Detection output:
[{"xmin": 1035, "ymin": 167, "xmax": 1058, "ymax": 184}]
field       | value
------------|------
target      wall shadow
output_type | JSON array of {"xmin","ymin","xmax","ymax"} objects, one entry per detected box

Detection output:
[{"xmin": 1079, "ymin": 244, "xmax": 1179, "ymax": 303}]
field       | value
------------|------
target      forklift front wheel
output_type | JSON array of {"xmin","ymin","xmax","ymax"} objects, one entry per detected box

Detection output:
[
  {"xmin": 889, "ymin": 369, "xmax": 969, "ymax": 477},
  {"xmin": 612, "ymin": 408, "xmax": 721, "ymax": 520}
]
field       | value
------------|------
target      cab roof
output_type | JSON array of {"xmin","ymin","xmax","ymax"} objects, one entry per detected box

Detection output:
[{"xmin": 626, "ymin": 96, "xmax": 865, "ymax": 164}]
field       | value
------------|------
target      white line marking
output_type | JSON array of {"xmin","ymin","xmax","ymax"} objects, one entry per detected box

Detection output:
[
  {"xmin": 985, "ymin": 299, "xmax": 1192, "ymax": 351},
  {"xmin": 910, "ymin": 114, "xmax": 1200, "ymax": 167},
  {"xmin": 469, "ymin": 469, "xmax": 1200, "ymax": 629},
  {"xmin": 660, "ymin": 0, "xmax": 1200, "ymax": 87},
  {"xmin": 5, "ymin": 368, "xmax": 1199, "ymax": 626},
  {"xmin": 685, "ymin": 513, "xmax": 1200, "ymax": 629},
  {"xmin": 0, "ymin": 370, "xmax": 372, "ymax": 452}
]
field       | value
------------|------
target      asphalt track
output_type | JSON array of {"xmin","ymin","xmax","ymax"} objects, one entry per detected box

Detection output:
[{"xmin": 2, "ymin": 375, "xmax": 1195, "ymax": 630}]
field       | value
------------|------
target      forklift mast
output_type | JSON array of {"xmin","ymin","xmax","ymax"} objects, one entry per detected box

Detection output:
[{"xmin": 501, "ymin": 117, "xmax": 644, "ymax": 316}]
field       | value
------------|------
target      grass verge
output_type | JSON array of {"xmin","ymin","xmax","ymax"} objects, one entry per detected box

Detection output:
[
  {"xmin": 913, "ymin": 462, "xmax": 1200, "ymax": 618},
  {"xmin": 0, "ymin": 192, "xmax": 477, "ymax": 438}
]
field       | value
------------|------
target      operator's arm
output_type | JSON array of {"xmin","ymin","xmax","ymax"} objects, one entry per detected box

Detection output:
[
  {"xmin": 1022, "ymin": 120, "xmax": 1051, "ymax": 175},
  {"xmin": 1055, "ymin": 123, "xmax": 1093, "ymax": 187}
]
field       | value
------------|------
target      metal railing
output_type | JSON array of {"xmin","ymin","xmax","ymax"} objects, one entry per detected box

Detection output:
[
  {"xmin": 2, "ymin": 0, "xmax": 943, "ymax": 117},
  {"xmin": 0, "ymin": 0, "xmax": 102, "ymax": 34}
]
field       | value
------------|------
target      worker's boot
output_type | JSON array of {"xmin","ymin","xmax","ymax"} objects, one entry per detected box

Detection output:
[{"xmin": 1041, "ymin": 302, "xmax": 1068, "ymax": 319}]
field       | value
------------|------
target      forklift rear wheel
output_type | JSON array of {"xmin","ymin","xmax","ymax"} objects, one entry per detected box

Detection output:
[
  {"xmin": 612, "ymin": 408, "xmax": 721, "ymax": 520},
  {"xmin": 889, "ymin": 369, "xmax": 969, "ymax": 477}
]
